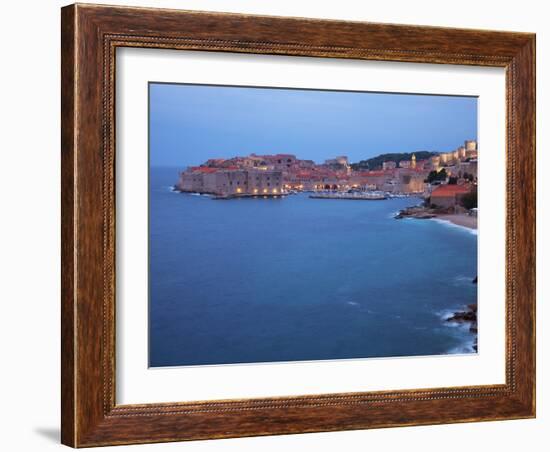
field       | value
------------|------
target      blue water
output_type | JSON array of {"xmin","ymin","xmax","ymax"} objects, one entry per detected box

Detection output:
[{"xmin": 149, "ymin": 167, "xmax": 478, "ymax": 367}]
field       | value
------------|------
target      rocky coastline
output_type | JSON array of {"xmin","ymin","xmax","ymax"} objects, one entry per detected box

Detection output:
[
  {"xmin": 445, "ymin": 302, "xmax": 478, "ymax": 352},
  {"xmin": 394, "ymin": 204, "xmax": 450, "ymax": 220},
  {"xmin": 395, "ymin": 205, "xmax": 477, "ymax": 230}
]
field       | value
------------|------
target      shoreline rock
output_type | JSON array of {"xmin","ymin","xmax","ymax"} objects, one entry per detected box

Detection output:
[
  {"xmin": 445, "ymin": 303, "xmax": 478, "ymax": 352},
  {"xmin": 395, "ymin": 205, "xmax": 478, "ymax": 231},
  {"xmin": 394, "ymin": 205, "xmax": 448, "ymax": 220}
]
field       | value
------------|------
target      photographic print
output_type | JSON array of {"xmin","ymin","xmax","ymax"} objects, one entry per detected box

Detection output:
[
  {"xmin": 61, "ymin": 6, "xmax": 536, "ymax": 444},
  {"xmin": 148, "ymin": 82, "xmax": 479, "ymax": 368}
]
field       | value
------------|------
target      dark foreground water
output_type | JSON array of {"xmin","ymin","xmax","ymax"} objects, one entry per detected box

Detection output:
[{"xmin": 149, "ymin": 167, "xmax": 478, "ymax": 367}]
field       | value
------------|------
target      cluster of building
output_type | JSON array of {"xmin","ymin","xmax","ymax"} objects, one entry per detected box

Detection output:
[
  {"xmin": 429, "ymin": 184, "xmax": 473, "ymax": 209},
  {"xmin": 428, "ymin": 139, "xmax": 478, "ymax": 183},
  {"xmin": 175, "ymin": 140, "xmax": 478, "ymax": 202},
  {"xmin": 425, "ymin": 140, "xmax": 478, "ymax": 209},
  {"xmin": 177, "ymin": 165, "xmax": 283, "ymax": 197}
]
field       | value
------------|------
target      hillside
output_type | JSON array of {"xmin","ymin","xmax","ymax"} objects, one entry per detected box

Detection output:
[{"xmin": 350, "ymin": 151, "xmax": 438, "ymax": 171}]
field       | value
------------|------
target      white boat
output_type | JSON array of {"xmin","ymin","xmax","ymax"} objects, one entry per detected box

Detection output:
[{"xmin": 309, "ymin": 192, "xmax": 387, "ymax": 200}]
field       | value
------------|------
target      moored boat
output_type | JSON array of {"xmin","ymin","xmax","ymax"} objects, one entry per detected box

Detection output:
[{"xmin": 309, "ymin": 192, "xmax": 387, "ymax": 200}]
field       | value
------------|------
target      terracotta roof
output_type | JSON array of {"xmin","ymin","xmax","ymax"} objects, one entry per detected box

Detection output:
[
  {"xmin": 402, "ymin": 167, "xmax": 429, "ymax": 174},
  {"xmin": 190, "ymin": 167, "xmax": 218, "ymax": 173},
  {"xmin": 363, "ymin": 170, "xmax": 390, "ymax": 177},
  {"xmin": 431, "ymin": 184, "xmax": 471, "ymax": 197}
]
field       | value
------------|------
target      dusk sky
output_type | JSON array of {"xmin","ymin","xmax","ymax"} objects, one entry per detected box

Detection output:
[{"xmin": 149, "ymin": 83, "xmax": 477, "ymax": 168}]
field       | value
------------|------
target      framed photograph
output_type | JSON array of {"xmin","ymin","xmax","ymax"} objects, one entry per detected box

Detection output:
[{"xmin": 61, "ymin": 3, "xmax": 536, "ymax": 447}]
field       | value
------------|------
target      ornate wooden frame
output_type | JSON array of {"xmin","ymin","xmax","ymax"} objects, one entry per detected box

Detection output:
[{"xmin": 61, "ymin": 3, "xmax": 536, "ymax": 447}]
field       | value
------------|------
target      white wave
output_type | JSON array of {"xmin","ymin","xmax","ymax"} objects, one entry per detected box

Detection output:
[
  {"xmin": 431, "ymin": 218, "xmax": 478, "ymax": 236},
  {"xmin": 187, "ymin": 192, "xmax": 213, "ymax": 197},
  {"xmin": 444, "ymin": 321, "xmax": 472, "ymax": 332},
  {"xmin": 436, "ymin": 309, "xmax": 457, "ymax": 321},
  {"xmin": 346, "ymin": 301, "xmax": 360, "ymax": 307},
  {"xmin": 436, "ymin": 310, "xmax": 472, "ymax": 332},
  {"xmin": 453, "ymin": 275, "xmax": 476, "ymax": 286},
  {"xmin": 436, "ymin": 308, "xmax": 477, "ymax": 354}
]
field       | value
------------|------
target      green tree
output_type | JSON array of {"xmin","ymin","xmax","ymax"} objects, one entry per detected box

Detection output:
[
  {"xmin": 350, "ymin": 151, "xmax": 438, "ymax": 171},
  {"xmin": 426, "ymin": 168, "xmax": 447, "ymax": 183},
  {"xmin": 425, "ymin": 170, "xmax": 438, "ymax": 183},
  {"xmin": 460, "ymin": 189, "xmax": 478, "ymax": 210}
]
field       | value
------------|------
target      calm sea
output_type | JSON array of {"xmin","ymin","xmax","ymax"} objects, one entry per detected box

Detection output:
[{"xmin": 149, "ymin": 167, "xmax": 478, "ymax": 367}]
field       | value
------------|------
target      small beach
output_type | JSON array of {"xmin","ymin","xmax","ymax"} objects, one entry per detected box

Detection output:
[
  {"xmin": 436, "ymin": 213, "xmax": 477, "ymax": 230},
  {"xmin": 395, "ymin": 205, "xmax": 477, "ymax": 232}
]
